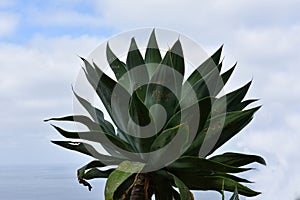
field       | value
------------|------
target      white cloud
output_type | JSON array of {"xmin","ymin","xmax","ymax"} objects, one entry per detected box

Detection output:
[
  {"xmin": 29, "ymin": 9, "xmax": 102, "ymax": 27},
  {"xmin": 0, "ymin": 12, "xmax": 19, "ymax": 37},
  {"xmin": 236, "ymin": 128, "xmax": 300, "ymax": 200},
  {"xmin": 1, "ymin": 0, "xmax": 300, "ymax": 199},
  {"xmin": 0, "ymin": 35, "xmax": 105, "ymax": 164}
]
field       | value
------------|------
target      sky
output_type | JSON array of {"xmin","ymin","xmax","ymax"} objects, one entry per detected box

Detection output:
[{"xmin": 0, "ymin": 0, "xmax": 300, "ymax": 199}]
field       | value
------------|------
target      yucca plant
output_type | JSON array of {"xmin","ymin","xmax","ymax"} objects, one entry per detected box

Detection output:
[{"xmin": 46, "ymin": 30, "xmax": 266, "ymax": 200}]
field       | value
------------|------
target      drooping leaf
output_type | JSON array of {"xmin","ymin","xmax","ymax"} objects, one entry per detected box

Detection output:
[
  {"xmin": 78, "ymin": 160, "xmax": 106, "ymax": 177},
  {"xmin": 212, "ymin": 173, "xmax": 253, "ymax": 183},
  {"xmin": 45, "ymin": 115, "xmax": 101, "ymax": 131},
  {"xmin": 174, "ymin": 175, "xmax": 260, "ymax": 197},
  {"xmin": 50, "ymin": 125, "xmax": 135, "ymax": 155},
  {"xmin": 82, "ymin": 168, "xmax": 114, "ymax": 180},
  {"xmin": 170, "ymin": 173, "xmax": 194, "ymax": 200},
  {"xmin": 51, "ymin": 141, "xmax": 123, "ymax": 165},
  {"xmin": 168, "ymin": 156, "xmax": 250, "ymax": 174},
  {"xmin": 209, "ymin": 152, "xmax": 266, "ymax": 167}
]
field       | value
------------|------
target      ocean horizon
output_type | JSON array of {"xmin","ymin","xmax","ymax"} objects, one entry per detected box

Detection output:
[
  {"xmin": 0, "ymin": 164, "xmax": 105, "ymax": 200},
  {"xmin": 0, "ymin": 164, "xmax": 231, "ymax": 199}
]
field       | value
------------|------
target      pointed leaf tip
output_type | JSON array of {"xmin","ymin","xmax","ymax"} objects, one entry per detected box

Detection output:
[
  {"xmin": 129, "ymin": 37, "xmax": 138, "ymax": 50},
  {"xmin": 211, "ymin": 45, "xmax": 223, "ymax": 65}
]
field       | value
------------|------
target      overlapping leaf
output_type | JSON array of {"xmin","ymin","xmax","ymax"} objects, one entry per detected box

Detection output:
[{"xmin": 105, "ymin": 161, "xmax": 145, "ymax": 200}]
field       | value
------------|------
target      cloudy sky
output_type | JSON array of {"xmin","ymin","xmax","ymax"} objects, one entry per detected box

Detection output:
[{"xmin": 1, "ymin": 0, "xmax": 300, "ymax": 199}]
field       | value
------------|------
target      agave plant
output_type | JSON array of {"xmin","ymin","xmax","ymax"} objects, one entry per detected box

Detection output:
[{"xmin": 46, "ymin": 30, "xmax": 265, "ymax": 200}]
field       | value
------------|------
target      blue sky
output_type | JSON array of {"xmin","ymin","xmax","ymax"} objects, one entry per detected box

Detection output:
[{"xmin": 1, "ymin": 0, "xmax": 300, "ymax": 199}]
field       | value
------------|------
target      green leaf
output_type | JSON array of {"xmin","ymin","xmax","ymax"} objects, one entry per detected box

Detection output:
[
  {"xmin": 170, "ymin": 39, "xmax": 185, "ymax": 77},
  {"xmin": 209, "ymin": 152, "xmax": 266, "ymax": 167},
  {"xmin": 51, "ymin": 141, "xmax": 123, "ymax": 164},
  {"xmin": 163, "ymin": 97, "xmax": 212, "ymax": 157},
  {"xmin": 149, "ymin": 124, "xmax": 189, "ymax": 165},
  {"xmin": 205, "ymin": 107, "xmax": 261, "ymax": 156},
  {"xmin": 129, "ymin": 90, "xmax": 151, "ymax": 127},
  {"xmin": 233, "ymin": 99, "xmax": 258, "ymax": 111},
  {"xmin": 45, "ymin": 115, "xmax": 101, "ymax": 131},
  {"xmin": 77, "ymin": 160, "xmax": 114, "ymax": 180},
  {"xmin": 211, "ymin": 45, "xmax": 223, "ymax": 66},
  {"xmin": 126, "ymin": 37, "xmax": 146, "ymax": 70},
  {"xmin": 230, "ymin": 187, "xmax": 240, "ymax": 200},
  {"xmin": 172, "ymin": 189, "xmax": 181, "ymax": 200},
  {"xmin": 46, "ymin": 114, "xmax": 133, "ymax": 158},
  {"xmin": 126, "ymin": 37, "xmax": 149, "ymax": 98},
  {"xmin": 145, "ymin": 50, "xmax": 182, "ymax": 123},
  {"xmin": 78, "ymin": 160, "xmax": 106, "ymax": 177},
  {"xmin": 80, "ymin": 57, "xmax": 99, "ymax": 87},
  {"xmin": 50, "ymin": 125, "xmax": 135, "ymax": 154},
  {"xmin": 226, "ymin": 81, "xmax": 252, "ymax": 108},
  {"xmin": 127, "ymin": 89, "xmax": 158, "ymax": 153},
  {"xmin": 168, "ymin": 156, "xmax": 250, "ymax": 174},
  {"xmin": 221, "ymin": 63, "xmax": 236, "ymax": 86},
  {"xmin": 145, "ymin": 29, "xmax": 162, "ymax": 77},
  {"xmin": 144, "ymin": 83, "xmax": 179, "ymax": 127},
  {"xmin": 170, "ymin": 39, "xmax": 185, "ymax": 97},
  {"xmin": 73, "ymin": 90, "xmax": 115, "ymax": 135},
  {"xmin": 221, "ymin": 179, "xmax": 225, "ymax": 200},
  {"xmin": 213, "ymin": 173, "xmax": 253, "ymax": 183},
  {"xmin": 105, "ymin": 161, "xmax": 145, "ymax": 200},
  {"xmin": 82, "ymin": 58, "xmax": 133, "ymax": 135},
  {"xmin": 113, "ymin": 174, "xmax": 135, "ymax": 200},
  {"xmin": 185, "ymin": 46, "xmax": 222, "ymax": 87},
  {"xmin": 150, "ymin": 124, "xmax": 188, "ymax": 152},
  {"xmin": 174, "ymin": 175, "xmax": 260, "ymax": 197},
  {"xmin": 182, "ymin": 63, "xmax": 222, "ymax": 104},
  {"xmin": 213, "ymin": 63, "xmax": 236, "ymax": 96},
  {"xmin": 170, "ymin": 173, "xmax": 194, "ymax": 200},
  {"xmin": 82, "ymin": 168, "xmax": 114, "ymax": 180},
  {"xmin": 106, "ymin": 42, "xmax": 128, "ymax": 80},
  {"xmin": 178, "ymin": 97, "xmax": 214, "ymax": 156},
  {"xmin": 214, "ymin": 81, "xmax": 252, "ymax": 113},
  {"xmin": 106, "ymin": 43, "xmax": 131, "ymax": 91},
  {"xmin": 153, "ymin": 174, "xmax": 174, "ymax": 200}
]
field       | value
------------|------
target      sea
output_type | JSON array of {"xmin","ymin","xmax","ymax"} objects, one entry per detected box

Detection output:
[
  {"xmin": 0, "ymin": 165, "xmax": 237, "ymax": 200},
  {"xmin": 0, "ymin": 164, "xmax": 105, "ymax": 200}
]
